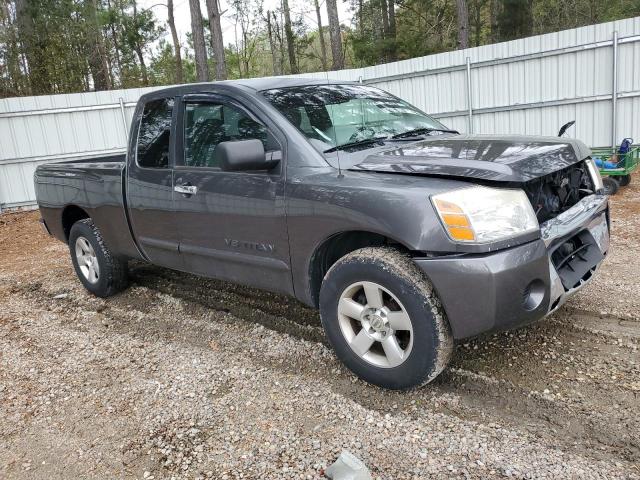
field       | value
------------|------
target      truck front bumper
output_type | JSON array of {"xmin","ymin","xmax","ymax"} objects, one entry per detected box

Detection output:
[{"xmin": 414, "ymin": 194, "xmax": 609, "ymax": 339}]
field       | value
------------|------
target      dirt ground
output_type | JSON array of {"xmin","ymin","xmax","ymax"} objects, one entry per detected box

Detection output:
[{"xmin": 1, "ymin": 184, "xmax": 639, "ymax": 479}]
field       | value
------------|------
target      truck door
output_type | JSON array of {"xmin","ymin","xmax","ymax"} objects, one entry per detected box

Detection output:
[
  {"xmin": 126, "ymin": 96, "xmax": 183, "ymax": 270},
  {"xmin": 171, "ymin": 94, "xmax": 293, "ymax": 295}
]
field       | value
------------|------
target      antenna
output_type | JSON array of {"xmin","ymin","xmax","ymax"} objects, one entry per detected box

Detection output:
[
  {"xmin": 324, "ymin": 72, "xmax": 343, "ymax": 178},
  {"xmin": 332, "ymin": 112, "xmax": 343, "ymax": 178}
]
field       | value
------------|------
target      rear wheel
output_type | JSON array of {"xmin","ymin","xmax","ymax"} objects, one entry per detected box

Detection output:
[
  {"xmin": 319, "ymin": 247, "xmax": 453, "ymax": 389},
  {"xmin": 618, "ymin": 174, "xmax": 631, "ymax": 187},
  {"xmin": 603, "ymin": 176, "xmax": 619, "ymax": 195},
  {"xmin": 68, "ymin": 219, "xmax": 128, "ymax": 297}
]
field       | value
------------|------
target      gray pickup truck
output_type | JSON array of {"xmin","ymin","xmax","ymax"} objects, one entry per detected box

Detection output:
[{"xmin": 35, "ymin": 78, "xmax": 609, "ymax": 389}]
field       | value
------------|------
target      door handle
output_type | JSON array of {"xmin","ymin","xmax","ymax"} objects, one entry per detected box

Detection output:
[{"xmin": 174, "ymin": 184, "xmax": 198, "ymax": 196}]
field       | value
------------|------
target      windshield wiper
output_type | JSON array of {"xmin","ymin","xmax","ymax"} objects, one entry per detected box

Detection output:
[
  {"xmin": 391, "ymin": 127, "xmax": 459, "ymax": 139},
  {"xmin": 323, "ymin": 136, "xmax": 388, "ymax": 153}
]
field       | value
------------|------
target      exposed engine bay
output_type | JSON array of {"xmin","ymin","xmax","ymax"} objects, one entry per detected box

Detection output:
[{"xmin": 522, "ymin": 161, "xmax": 596, "ymax": 223}]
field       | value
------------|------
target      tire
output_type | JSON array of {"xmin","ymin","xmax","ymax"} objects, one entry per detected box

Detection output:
[
  {"xmin": 618, "ymin": 174, "xmax": 631, "ymax": 187},
  {"xmin": 68, "ymin": 218, "xmax": 128, "ymax": 297},
  {"xmin": 603, "ymin": 176, "xmax": 619, "ymax": 195},
  {"xmin": 319, "ymin": 247, "xmax": 453, "ymax": 390}
]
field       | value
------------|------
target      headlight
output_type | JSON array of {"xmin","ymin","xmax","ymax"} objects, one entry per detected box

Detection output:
[
  {"xmin": 432, "ymin": 186, "xmax": 539, "ymax": 243},
  {"xmin": 584, "ymin": 158, "xmax": 604, "ymax": 192}
]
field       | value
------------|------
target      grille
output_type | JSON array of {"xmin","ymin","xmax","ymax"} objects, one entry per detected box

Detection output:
[
  {"xmin": 550, "ymin": 231, "xmax": 603, "ymax": 289},
  {"xmin": 522, "ymin": 161, "xmax": 595, "ymax": 224}
]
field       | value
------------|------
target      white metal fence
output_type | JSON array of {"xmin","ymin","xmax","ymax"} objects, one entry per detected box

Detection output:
[{"xmin": 2, "ymin": 16, "xmax": 640, "ymax": 210}]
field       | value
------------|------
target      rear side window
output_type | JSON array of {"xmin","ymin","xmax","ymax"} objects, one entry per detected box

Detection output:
[{"xmin": 137, "ymin": 98, "xmax": 174, "ymax": 168}]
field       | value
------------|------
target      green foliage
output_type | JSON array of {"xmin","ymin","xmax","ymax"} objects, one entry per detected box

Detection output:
[
  {"xmin": 350, "ymin": 0, "xmax": 458, "ymax": 65},
  {"xmin": 532, "ymin": 0, "xmax": 640, "ymax": 34},
  {"xmin": 497, "ymin": 0, "xmax": 533, "ymax": 40},
  {"xmin": 2, "ymin": 0, "xmax": 640, "ymax": 98},
  {"xmin": 148, "ymin": 41, "xmax": 177, "ymax": 85}
]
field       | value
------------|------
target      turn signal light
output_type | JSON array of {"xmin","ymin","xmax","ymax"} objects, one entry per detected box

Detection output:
[{"xmin": 432, "ymin": 198, "xmax": 476, "ymax": 241}]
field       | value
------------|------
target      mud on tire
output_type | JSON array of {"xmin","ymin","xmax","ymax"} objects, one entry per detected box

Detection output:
[
  {"xmin": 68, "ymin": 218, "xmax": 128, "ymax": 297},
  {"xmin": 319, "ymin": 247, "xmax": 453, "ymax": 390}
]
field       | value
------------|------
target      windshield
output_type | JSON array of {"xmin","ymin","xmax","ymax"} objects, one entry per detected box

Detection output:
[{"xmin": 261, "ymin": 84, "xmax": 451, "ymax": 155}]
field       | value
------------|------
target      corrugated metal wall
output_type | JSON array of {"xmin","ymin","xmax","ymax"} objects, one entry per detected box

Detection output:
[
  {"xmin": 2, "ymin": 17, "xmax": 640, "ymax": 209},
  {"xmin": 0, "ymin": 86, "xmax": 161, "ymax": 209}
]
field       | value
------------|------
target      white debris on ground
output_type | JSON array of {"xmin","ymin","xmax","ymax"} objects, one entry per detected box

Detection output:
[{"xmin": 325, "ymin": 451, "xmax": 372, "ymax": 480}]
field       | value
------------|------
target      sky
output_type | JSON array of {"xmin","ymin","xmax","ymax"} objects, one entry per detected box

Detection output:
[{"xmin": 139, "ymin": 0, "xmax": 354, "ymax": 53}]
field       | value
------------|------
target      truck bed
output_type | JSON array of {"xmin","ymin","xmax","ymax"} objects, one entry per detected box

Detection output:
[{"xmin": 34, "ymin": 153, "xmax": 140, "ymax": 259}]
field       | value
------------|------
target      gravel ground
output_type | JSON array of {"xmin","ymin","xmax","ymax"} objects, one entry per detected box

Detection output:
[{"xmin": 1, "ymin": 184, "xmax": 639, "ymax": 479}]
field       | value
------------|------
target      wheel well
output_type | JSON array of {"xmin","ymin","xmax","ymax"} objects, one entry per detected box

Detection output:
[
  {"xmin": 61, "ymin": 205, "xmax": 90, "ymax": 242},
  {"xmin": 308, "ymin": 231, "xmax": 408, "ymax": 307}
]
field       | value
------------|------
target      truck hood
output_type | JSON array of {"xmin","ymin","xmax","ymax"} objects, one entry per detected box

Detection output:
[{"xmin": 349, "ymin": 134, "xmax": 592, "ymax": 182}]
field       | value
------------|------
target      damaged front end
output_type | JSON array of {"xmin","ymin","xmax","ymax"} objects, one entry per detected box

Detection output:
[
  {"xmin": 414, "ymin": 192, "xmax": 609, "ymax": 339},
  {"xmin": 524, "ymin": 159, "xmax": 609, "ymax": 313},
  {"xmin": 541, "ymin": 194, "xmax": 610, "ymax": 314},
  {"xmin": 522, "ymin": 160, "xmax": 597, "ymax": 224}
]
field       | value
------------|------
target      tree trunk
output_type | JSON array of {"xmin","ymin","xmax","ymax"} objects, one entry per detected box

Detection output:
[
  {"xmin": 456, "ymin": 0, "xmax": 469, "ymax": 49},
  {"xmin": 86, "ymin": 0, "xmax": 111, "ymax": 90},
  {"xmin": 105, "ymin": 0, "xmax": 122, "ymax": 82},
  {"xmin": 387, "ymin": 0, "xmax": 396, "ymax": 60},
  {"xmin": 474, "ymin": 0, "xmax": 481, "ymax": 46},
  {"xmin": 490, "ymin": 0, "xmax": 499, "ymax": 43},
  {"xmin": 1, "ymin": 1, "xmax": 25, "ymax": 96},
  {"xmin": 388, "ymin": 0, "xmax": 396, "ymax": 37},
  {"xmin": 132, "ymin": 1, "xmax": 148, "ymax": 85},
  {"xmin": 313, "ymin": 0, "xmax": 328, "ymax": 70},
  {"xmin": 266, "ymin": 11, "xmax": 282, "ymax": 75},
  {"xmin": 282, "ymin": 0, "xmax": 298, "ymax": 74},
  {"xmin": 134, "ymin": 46, "xmax": 149, "ymax": 85},
  {"xmin": 16, "ymin": 0, "xmax": 49, "ymax": 94},
  {"xmin": 188, "ymin": 0, "xmax": 209, "ymax": 81},
  {"xmin": 233, "ymin": 22, "xmax": 241, "ymax": 77},
  {"xmin": 381, "ymin": 0, "xmax": 389, "ymax": 37},
  {"xmin": 326, "ymin": 0, "xmax": 343, "ymax": 70},
  {"xmin": 167, "ymin": 0, "xmax": 183, "ymax": 83},
  {"xmin": 272, "ymin": 11, "xmax": 286, "ymax": 76},
  {"xmin": 205, "ymin": 0, "xmax": 227, "ymax": 80},
  {"xmin": 242, "ymin": 27, "xmax": 249, "ymax": 76}
]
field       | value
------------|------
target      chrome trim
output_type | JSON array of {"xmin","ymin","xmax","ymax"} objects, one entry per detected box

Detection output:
[
  {"xmin": 585, "ymin": 157, "xmax": 604, "ymax": 192},
  {"xmin": 540, "ymin": 194, "xmax": 608, "ymax": 247},
  {"xmin": 174, "ymin": 185, "xmax": 198, "ymax": 195}
]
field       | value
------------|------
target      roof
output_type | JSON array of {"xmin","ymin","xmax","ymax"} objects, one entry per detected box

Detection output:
[
  {"xmin": 231, "ymin": 76, "xmax": 349, "ymax": 91},
  {"xmin": 140, "ymin": 76, "xmax": 351, "ymax": 101},
  {"xmin": 137, "ymin": 76, "xmax": 360, "ymax": 108}
]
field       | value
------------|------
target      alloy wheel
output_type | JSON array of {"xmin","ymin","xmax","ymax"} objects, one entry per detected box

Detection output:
[
  {"xmin": 75, "ymin": 236, "xmax": 100, "ymax": 284},
  {"xmin": 337, "ymin": 281, "xmax": 413, "ymax": 368}
]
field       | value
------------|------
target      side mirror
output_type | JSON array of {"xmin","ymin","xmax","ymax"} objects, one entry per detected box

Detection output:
[{"xmin": 216, "ymin": 139, "xmax": 279, "ymax": 172}]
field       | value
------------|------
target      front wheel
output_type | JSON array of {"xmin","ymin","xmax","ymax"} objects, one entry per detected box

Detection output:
[
  {"xmin": 68, "ymin": 218, "xmax": 128, "ymax": 297},
  {"xmin": 319, "ymin": 247, "xmax": 453, "ymax": 390}
]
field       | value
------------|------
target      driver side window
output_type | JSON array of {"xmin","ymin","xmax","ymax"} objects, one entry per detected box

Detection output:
[{"xmin": 184, "ymin": 102, "xmax": 278, "ymax": 168}]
